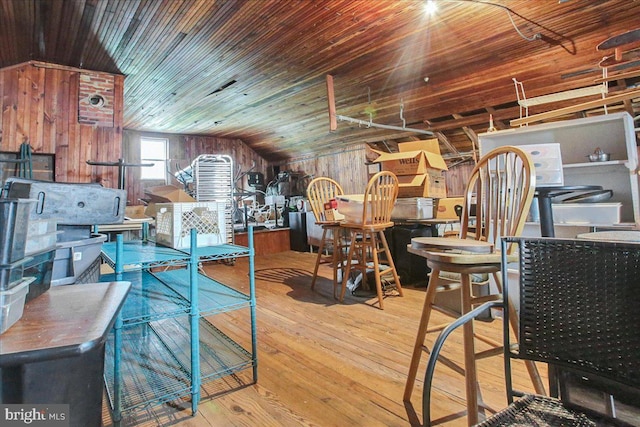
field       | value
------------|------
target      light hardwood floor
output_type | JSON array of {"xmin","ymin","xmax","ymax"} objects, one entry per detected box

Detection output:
[{"xmin": 103, "ymin": 250, "xmax": 546, "ymax": 427}]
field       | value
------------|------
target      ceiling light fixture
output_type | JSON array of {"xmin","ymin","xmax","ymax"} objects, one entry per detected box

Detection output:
[{"xmin": 424, "ymin": 0, "xmax": 438, "ymax": 14}]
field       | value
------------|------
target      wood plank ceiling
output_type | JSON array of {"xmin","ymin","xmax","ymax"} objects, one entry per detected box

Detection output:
[{"xmin": 0, "ymin": 0, "xmax": 638, "ymax": 162}]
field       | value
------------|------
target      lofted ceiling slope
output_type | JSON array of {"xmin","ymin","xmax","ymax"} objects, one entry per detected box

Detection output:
[{"xmin": 0, "ymin": 0, "xmax": 639, "ymax": 162}]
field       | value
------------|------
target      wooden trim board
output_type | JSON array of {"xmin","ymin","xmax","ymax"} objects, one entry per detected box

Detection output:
[{"xmin": 510, "ymin": 88, "xmax": 640, "ymax": 127}]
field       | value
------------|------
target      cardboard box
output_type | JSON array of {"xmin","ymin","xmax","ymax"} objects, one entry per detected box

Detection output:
[
  {"xmin": 143, "ymin": 185, "xmax": 196, "ymax": 218},
  {"xmin": 397, "ymin": 170, "xmax": 447, "ymax": 199},
  {"xmin": 144, "ymin": 185, "xmax": 196, "ymax": 203},
  {"xmin": 372, "ymin": 139, "xmax": 448, "ymax": 176},
  {"xmin": 144, "ymin": 203, "xmax": 159, "ymax": 219},
  {"xmin": 125, "ymin": 205, "xmax": 152, "ymax": 220},
  {"xmin": 324, "ymin": 208, "xmax": 344, "ymax": 222},
  {"xmin": 435, "ymin": 197, "xmax": 464, "ymax": 219}
]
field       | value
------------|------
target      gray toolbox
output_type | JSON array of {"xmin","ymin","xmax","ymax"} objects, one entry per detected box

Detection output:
[{"xmin": 3, "ymin": 178, "xmax": 126, "ymax": 225}]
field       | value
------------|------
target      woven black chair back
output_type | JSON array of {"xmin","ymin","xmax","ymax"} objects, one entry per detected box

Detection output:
[{"xmin": 502, "ymin": 237, "xmax": 640, "ymax": 422}]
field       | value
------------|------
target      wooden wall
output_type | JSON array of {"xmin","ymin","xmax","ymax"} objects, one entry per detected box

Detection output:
[
  {"xmin": 276, "ymin": 145, "xmax": 370, "ymax": 195},
  {"xmin": 123, "ymin": 135, "xmax": 470, "ymax": 207},
  {"xmin": 277, "ymin": 144, "xmax": 472, "ymax": 197},
  {"xmin": 123, "ymin": 130, "xmax": 268, "ymax": 207},
  {"xmin": 0, "ymin": 61, "xmax": 123, "ymax": 187},
  {"xmin": 443, "ymin": 161, "xmax": 474, "ymax": 197}
]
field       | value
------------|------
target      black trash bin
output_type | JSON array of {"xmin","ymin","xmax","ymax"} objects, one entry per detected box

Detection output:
[
  {"xmin": 288, "ymin": 211, "xmax": 308, "ymax": 252},
  {"xmin": 390, "ymin": 224, "xmax": 432, "ymax": 285},
  {"xmin": 1, "ymin": 344, "xmax": 106, "ymax": 426},
  {"xmin": 0, "ymin": 282, "xmax": 130, "ymax": 427}
]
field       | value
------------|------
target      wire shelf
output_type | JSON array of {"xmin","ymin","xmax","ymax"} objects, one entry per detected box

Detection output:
[
  {"xmin": 103, "ymin": 229, "xmax": 257, "ymax": 425},
  {"xmin": 104, "ymin": 322, "xmax": 192, "ymax": 413},
  {"xmin": 153, "ymin": 269, "xmax": 251, "ymax": 316},
  {"xmin": 180, "ymin": 243, "xmax": 251, "ymax": 260},
  {"xmin": 152, "ymin": 317, "xmax": 254, "ymax": 383},
  {"xmin": 104, "ymin": 317, "xmax": 253, "ymax": 418},
  {"xmin": 101, "ymin": 240, "xmax": 190, "ymax": 270},
  {"xmin": 101, "ymin": 271, "xmax": 190, "ymax": 325}
]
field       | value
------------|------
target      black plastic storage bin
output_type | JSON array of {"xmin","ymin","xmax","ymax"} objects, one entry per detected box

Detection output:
[
  {"xmin": 390, "ymin": 224, "xmax": 432, "ymax": 285},
  {"xmin": 23, "ymin": 248, "xmax": 55, "ymax": 302},
  {"xmin": 0, "ymin": 199, "xmax": 36, "ymax": 264}
]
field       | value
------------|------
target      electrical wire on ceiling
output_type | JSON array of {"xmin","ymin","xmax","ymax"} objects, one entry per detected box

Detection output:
[
  {"xmin": 435, "ymin": 0, "xmax": 542, "ymax": 42},
  {"xmin": 494, "ymin": 2, "xmax": 542, "ymax": 41}
]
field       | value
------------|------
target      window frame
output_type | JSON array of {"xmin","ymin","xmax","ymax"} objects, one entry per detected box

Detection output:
[{"xmin": 139, "ymin": 137, "xmax": 168, "ymax": 181}]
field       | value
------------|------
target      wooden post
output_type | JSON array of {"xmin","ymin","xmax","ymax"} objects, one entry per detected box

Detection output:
[{"xmin": 326, "ymin": 74, "xmax": 337, "ymax": 132}]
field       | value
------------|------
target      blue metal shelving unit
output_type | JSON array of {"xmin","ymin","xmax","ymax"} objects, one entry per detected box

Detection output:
[{"xmin": 101, "ymin": 227, "xmax": 257, "ymax": 425}]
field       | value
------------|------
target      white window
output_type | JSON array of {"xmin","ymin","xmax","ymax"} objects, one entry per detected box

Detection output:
[{"xmin": 140, "ymin": 137, "xmax": 168, "ymax": 180}]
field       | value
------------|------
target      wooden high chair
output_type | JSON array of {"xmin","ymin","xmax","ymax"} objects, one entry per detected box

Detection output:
[
  {"xmin": 339, "ymin": 171, "xmax": 402, "ymax": 310},
  {"xmin": 403, "ymin": 146, "xmax": 545, "ymax": 425},
  {"xmin": 306, "ymin": 177, "xmax": 345, "ymax": 298}
]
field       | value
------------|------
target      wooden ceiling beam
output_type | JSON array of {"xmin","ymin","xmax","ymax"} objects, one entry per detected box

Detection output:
[
  {"xmin": 434, "ymin": 131, "xmax": 460, "ymax": 156},
  {"xmin": 425, "ymin": 106, "xmax": 521, "ymax": 132},
  {"xmin": 452, "ymin": 114, "xmax": 479, "ymax": 162}
]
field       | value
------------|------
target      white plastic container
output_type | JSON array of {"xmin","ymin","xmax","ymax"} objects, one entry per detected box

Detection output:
[
  {"xmin": 336, "ymin": 195, "xmax": 368, "ymax": 223},
  {"xmin": 392, "ymin": 197, "xmax": 434, "ymax": 219},
  {"xmin": 0, "ymin": 277, "xmax": 33, "ymax": 334},
  {"xmin": 534, "ymin": 170, "xmax": 564, "ymax": 187},
  {"xmin": 552, "ymin": 203, "xmax": 621, "ymax": 225},
  {"xmin": 155, "ymin": 202, "xmax": 227, "ymax": 249}
]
